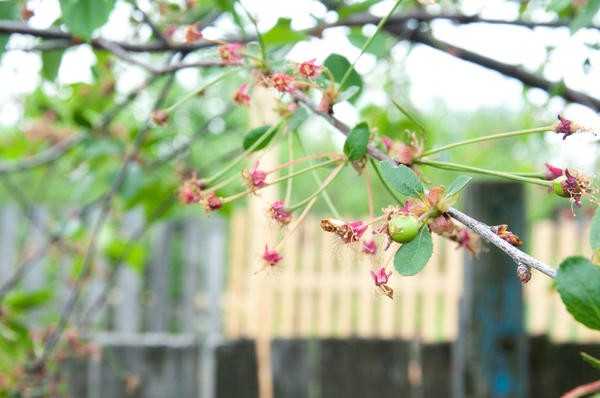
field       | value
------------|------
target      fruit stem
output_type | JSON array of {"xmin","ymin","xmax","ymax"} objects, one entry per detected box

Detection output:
[{"xmin": 420, "ymin": 126, "xmax": 553, "ymax": 157}]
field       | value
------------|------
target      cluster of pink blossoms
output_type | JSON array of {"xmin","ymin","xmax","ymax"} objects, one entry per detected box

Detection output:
[{"xmin": 178, "ymin": 175, "xmax": 223, "ymax": 211}]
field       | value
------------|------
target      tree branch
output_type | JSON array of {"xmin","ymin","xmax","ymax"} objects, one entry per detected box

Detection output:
[
  {"xmin": 384, "ymin": 25, "xmax": 600, "ymax": 111},
  {"xmin": 0, "ymin": 134, "xmax": 84, "ymax": 175},
  {"xmin": 290, "ymin": 91, "xmax": 557, "ymax": 279}
]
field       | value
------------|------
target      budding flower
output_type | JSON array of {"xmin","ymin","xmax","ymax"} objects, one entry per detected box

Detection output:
[
  {"xmin": 242, "ymin": 161, "xmax": 268, "ymax": 191},
  {"xmin": 298, "ymin": 59, "xmax": 322, "ymax": 78},
  {"xmin": 202, "ymin": 192, "xmax": 222, "ymax": 211},
  {"xmin": 178, "ymin": 176, "xmax": 204, "ymax": 204},
  {"xmin": 429, "ymin": 215, "xmax": 455, "ymax": 235},
  {"xmin": 269, "ymin": 200, "xmax": 292, "ymax": 226},
  {"xmin": 219, "ymin": 43, "xmax": 243, "ymax": 64},
  {"xmin": 491, "ymin": 224, "xmax": 523, "ymax": 247},
  {"xmin": 362, "ymin": 239, "xmax": 377, "ymax": 255},
  {"xmin": 381, "ymin": 133, "xmax": 423, "ymax": 166},
  {"xmin": 370, "ymin": 267, "xmax": 393, "ymax": 299},
  {"xmin": 544, "ymin": 163, "xmax": 564, "ymax": 180},
  {"xmin": 271, "ymin": 73, "xmax": 295, "ymax": 93},
  {"xmin": 151, "ymin": 110, "xmax": 169, "ymax": 126},
  {"xmin": 164, "ymin": 25, "xmax": 177, "ymax": 39},
  {"xmin": 185, "ymin": 24, "xmax": 203, "ymax": 43},
  {"xmin": 349, "ymin": 221, "xmax": 368, "ymax": 240},
  {"xmin": 552, "ymin": 168, "xmax": 592, "ymax": 206},
  {"xmin": 516, "ymin": 263, "xmax": 532, "ymax": 284},
  {"xmin": 554, "ymin": 115, "xmax": 582, "ymax": 140},
  {"xmin": 262, "ymin": 245, "xmax": 283, "ymax": 266},
  {"xmin": 233, "ymin": 83, "xmax": 251, "ymax": 106},
  {"xmin": 320, "ymin": 219, "xmax": 368, "ymax": 244},
  {"xmin": 317, "ymin": 86, "xmax": 337, "ymax": 115},
  {"xmin": 456, "ymin": 228, "xmax": 480, "ymax": 255}
]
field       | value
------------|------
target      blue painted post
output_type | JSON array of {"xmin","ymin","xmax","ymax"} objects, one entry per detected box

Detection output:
[{"xmin": 452, "ymin": 182, "xmax": 528, "ymax": 398}]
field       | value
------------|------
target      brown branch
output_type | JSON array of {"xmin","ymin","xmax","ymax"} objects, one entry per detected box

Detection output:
[
  {"xmin": 2, "ymin": 12, "xmax": 599, "ymax": 52},
  {"xmin": 2, "ymin": 12, "xmax": 598, "ymax": 110},
  {"xmin": 384, "ymin": 25, "xmax": 600, "ymax": 111},
  {"xmin": 290, "ymin": 90, "xmax": 557, "ymax": 279}
]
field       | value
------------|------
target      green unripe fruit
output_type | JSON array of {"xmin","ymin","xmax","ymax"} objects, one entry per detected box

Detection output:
[
  {"xmin": 388, "ymin": 215, "xmax": 421, "ymax": 243},
  {"xmin": 552, "ymin": 176, "xmax": 569, "ymax": 198}
]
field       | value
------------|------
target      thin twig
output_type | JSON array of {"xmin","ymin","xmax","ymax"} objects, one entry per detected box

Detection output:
[{"xmin": 0, "ymin": 134, "xmax": 85, "ymax": 175}]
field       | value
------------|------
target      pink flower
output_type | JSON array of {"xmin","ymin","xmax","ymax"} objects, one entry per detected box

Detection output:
[
  {"xmin": 544, "ymin": 163, "xmax": 563, "ymax": 180},
  {"xmin": 271, "ymin": 73, "xmax": 295, "ymax": 93},
  {"xmin": 370, "ymin": 267, "xmax": 392, "ymax": 286},
  {"xmin": 456, "ymin": 228, "xmax": 479, "ymax": 255},
  {"xmin": 219, "ymin": 43, "xmax": 243, "ymax": 64},
  {"xmin": 243, "ymin": 161, "xmax": 268, "ymax": 190},
  {"xmin": 382, "ymin": 136, "xmax": 394, "ymax": 152},
  {"xmin": 560, "ymin": 168, "xmax": 592, "ymax": 207},
  {"xmin": 317, "ymin": 88, "xmax": 336, "ymax": 114},
  {"xmin": 262, "ymin": 245, "xmax": 283, "ymax": 266},
  {"xmin": 185, "ymin": 24, "xmax": 203, "ymax": 43},
  {"xmin": 233, "ymin": 83, "xmax": 251, "ymax": 106},
  {"xmin": 362, "ymin": 240, "xmax": 377, "ymax": 255},
  {"xmin": 349, "ymin": 221, "xmax": 368, "ymax": 240},
  {"xmin": 298, "ymin": 59, "xmax": 322, "ymax": 78},
  {"xmin": 269, "ymin": 200, "xmax": 292, "ymax": 225},
  {"xmin": 554, "ymin": 115, "xmax": 575, "ymax": 140},
  {"xmin": 178, "ymin": 177, "xmax": 204, "ymax": 204},
  {"xmin": 202, "ymin": 192, "xmax": 222, "ymax": 211},
  {"xmin": 429, "ymin": 215, "xmax": 455, "ymax": 235},
  {"xmin": 164, "ymin": 25, "xmax": 177, "ymax": 39}
]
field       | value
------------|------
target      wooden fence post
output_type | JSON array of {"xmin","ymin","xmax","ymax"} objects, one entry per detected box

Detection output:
[{"xmin": 453, "ymin": 182, "xmax": 528, "ymax": 398}]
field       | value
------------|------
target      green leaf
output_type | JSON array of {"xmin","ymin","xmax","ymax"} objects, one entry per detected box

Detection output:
[
  {"xmin": 571, "ymin": 0, "xmax": 600, "ymax": 31},
  {"xmin": 338, "ymin": 0, "xmax": 380, "ymax": 19},
  {"xmin": 547, "ymin": 0, "xmax": 571, "ymax": 12},
  {"xmin": 104, "ymin": 238, "xmax": 147, "ymax": 273},
  {"xmin": 344, "ymin": 122, "xmax": 370, "ymax": 161},
  {"xmin": 591, "ymin": 208, "xmax": 600, "ymax": 251},
  {"xmin": 394, "ymin": 226, "xmax": 433, "ymax": 276},
  {"xmin": 323, "ymin": 53, "xmax": 363, "ymax": 102},
  {"xmin": 4, "ymin": 289, "xmax": 53, "ymax": 313},
  {"xmin": 262, "ymin": 18, "xmax": 307, "ymax": 47},
  {"xmin": 581, "ymin": 352, "xmax": 600, "ymax": 370},
  {"xmin": 556, "ymin": 256, "xmax": 600, "ymax": 330},
  {"xmin": 41, "ymin": 49, "xmax": 65, "ymax": 81},
  {"xmin": 59, "ymin": 0, "xmax": 116, "ymax": 40},
  {"xmin": 0, "ymin": 1, "xmax": 18, "ymax": 57},
  {"xmin": 243, "ymin": 125, "xmax": 278, "ymax": 151},
  {"xmin": 348, "ymin": 28, "xmax": 394, "ymax": 57},
  {"xmin": 445, "ymin": 176, "xmax": 472, "ymax": 198},
  {"xmin": 378, "ymin": 160, "xmax": 424, "ymax": 198}
]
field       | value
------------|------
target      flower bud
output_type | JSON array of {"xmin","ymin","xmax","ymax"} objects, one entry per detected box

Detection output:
[
  {"xmin": 387, "ymin": 215, "xmax": 421, "ymax": 243},
  {"xmin": 151, "ymin": 110, "xmax": 169, "ymax": 126},
  {"xmin": 516, "ymin": 264, "xmax": 531, "ymax": 284}
]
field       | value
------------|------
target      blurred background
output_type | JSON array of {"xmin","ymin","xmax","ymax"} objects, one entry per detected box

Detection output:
[{"xmin": 0, "ymin": 0, "xmax": 599, "ymax": 397}]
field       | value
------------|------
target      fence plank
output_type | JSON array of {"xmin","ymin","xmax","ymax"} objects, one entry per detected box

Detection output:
[
  {"xmin": 0, "ymin": 204, "xmax": 19, "ymax": 284},
  {"xmin": 146, "ymin": 222, "xmax": 174, "ymax": 332},
  {"xmin": 113, "ymin": 211, "xmax": 145, "ymax": 333}
]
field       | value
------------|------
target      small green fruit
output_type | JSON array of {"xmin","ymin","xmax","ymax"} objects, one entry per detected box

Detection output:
[
  {"xmin": 388, "ymin": 215, "xmax": 421, "ymax": 243},
  {"xmin": 552, "ymin": 176, "xmax": 569, "ymax": 198}
]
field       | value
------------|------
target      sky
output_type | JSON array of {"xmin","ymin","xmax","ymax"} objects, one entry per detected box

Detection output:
[{"xmin": 0, "ymin": 0, "xmax": 598, "ymax": 170}]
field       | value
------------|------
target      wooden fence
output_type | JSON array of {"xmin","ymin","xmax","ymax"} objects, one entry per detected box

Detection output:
[{"xmin": 225, "ymin": 208, "xmax": 598, "ymax": 342}]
